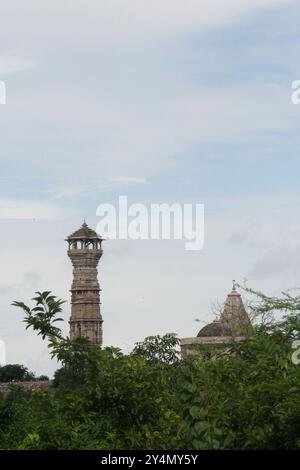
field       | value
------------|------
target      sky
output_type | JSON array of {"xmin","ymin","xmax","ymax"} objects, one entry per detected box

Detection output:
[{"xmin": 1, "ymin": 0, "xmax": 300, "ymax": 376}]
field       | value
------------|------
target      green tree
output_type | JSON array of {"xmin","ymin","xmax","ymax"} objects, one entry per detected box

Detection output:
[
  {"xmin": 5, "ymin": 288, "xmax": 300, "ymax": 450},
  {"xmin": 180, "ymin": 287, "xmax": 300, "ymax": 449},
  {"xmin": 0, "ymin": 364, "xmax": 35, "ymax": 382},
  {"xmin": 132, "ymin": 333, "xmax": 180, "ymax": 365},
  {"xmin": 10, "ymin": 292, "xmax": 183, "ymax": 449}
]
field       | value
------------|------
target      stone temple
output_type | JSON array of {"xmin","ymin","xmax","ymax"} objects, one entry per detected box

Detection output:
[
  {"xmin": 66, "ymin": 221, "xmax": 104, "ymax": 346},
  {"xmin": 180, "ymin": 282, "xmax": 252, "ymax": 359}
]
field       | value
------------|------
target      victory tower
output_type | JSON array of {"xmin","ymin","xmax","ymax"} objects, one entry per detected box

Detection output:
[{"xmin": 66, "ymin": 221, "xmax": 104, "ymax": 345}]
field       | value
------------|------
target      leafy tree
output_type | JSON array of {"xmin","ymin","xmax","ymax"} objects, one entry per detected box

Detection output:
[
  {"xmin": 4, "ymin": 288, "xmax": 300, "ymax": 450},
  {"xmin": 132, "ymin": 333, "xmax": 180, "ymax": 365},
  {"xmin": 179, "ymin": 287, "xmax": 300, "ymax": 449},
  {"xmin": 36, "ymin": 375, "xmax": 49, "ymax": 381},
  {"xmin": 9, "ymin": 292, "xmax": 183, "ymax": 449},
  {"xmin": 0, "ymin": 364, "xmax": 35, "ymax": 382}
]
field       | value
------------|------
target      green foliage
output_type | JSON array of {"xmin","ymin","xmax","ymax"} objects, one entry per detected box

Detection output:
[
  {"xmin": 36, "ymin": 375, "xmax": 49, "ymax": 381},
  {"xmin": 4, "ymin": 288, "xmax": 300, "ymax": 449},
  {"xmin": 12, "ymin": 291, "xmax": 65, "ymax": 341},
  {"xmin": 0, "ymin": 364, "xmax": 35, "ymax": 382},
  {"xmin": 180, "ymin": 334, "xmax": 300, "ymax": 449},
  {"xmin": 132, "ymin": 333, "xmax": 180, "ymax": 365}
]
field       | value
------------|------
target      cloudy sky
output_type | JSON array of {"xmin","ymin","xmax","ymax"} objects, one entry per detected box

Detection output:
[{"xmin": 1, "ymin": 0, "xmax": 300, "ymax": 376}]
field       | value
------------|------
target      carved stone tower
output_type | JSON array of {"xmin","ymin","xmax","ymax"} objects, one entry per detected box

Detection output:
[{"xmin": 66, "ymin": 221, "xmax": 104, "ymax": 345}]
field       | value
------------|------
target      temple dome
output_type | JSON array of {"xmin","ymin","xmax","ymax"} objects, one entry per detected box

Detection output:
[{"xmin": 197, "ymin": 321, "xmax": 233, "ymax": 338}]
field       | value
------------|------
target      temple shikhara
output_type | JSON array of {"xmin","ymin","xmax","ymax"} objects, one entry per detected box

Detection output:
[
  {"xmin": 180, "ymin": 282, "xmax": 252, "ymax": 358},
  {"xmin": 66, "ymin": 221, "xmax": 104, "ymax": 346}
]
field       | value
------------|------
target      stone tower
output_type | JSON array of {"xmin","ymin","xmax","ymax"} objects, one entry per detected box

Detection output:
[{"xmin": 66, "ymin": 221, "xmax": 104, "ymax": 345}]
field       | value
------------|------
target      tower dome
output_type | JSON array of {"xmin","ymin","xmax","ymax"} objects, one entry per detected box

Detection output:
[
  {"xmin": 66, "ymin": 220, "xmax": 103, "ymax": 249},
  {"xmin": 67, "ymin": 221, "xmax": 100, "ymax": 239}
]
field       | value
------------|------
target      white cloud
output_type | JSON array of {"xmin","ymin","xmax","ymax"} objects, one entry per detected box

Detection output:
[
  {"xmin": 0, "ymin": 198, "xmax": 64, "ymax": 220},
  {"xmin": 108, "ymin": 176, "xmax": 146, "ymax": 184},
  {"xmin": 0, "ymin": 1, "xmax": 295, "ymax": 184},
  {"xmin": 1, "ymin": 80, "xmax": 294, "ymax": 180},
  {"xmin": 0, "ymin": 1, "xmax": 289, "ymax": 47},
  {"xmin": 0, "ymin": 271, "xmax": 41, "ymax": 296},
  {"xmin": 0, "ymin": 56, "xmax": 35, "ymax": 76},
  {"xmin": 46, "ymin": 185, "xmax": 86, "ymax": 199},
  {"xmin": 250, "ymin": 244, "xmax": 300, "ymax": 277}
]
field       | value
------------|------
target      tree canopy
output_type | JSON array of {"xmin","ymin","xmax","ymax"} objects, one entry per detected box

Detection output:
[{"xmin": 0, "ymin": 289, "xmax": 298, "ymax": 449}]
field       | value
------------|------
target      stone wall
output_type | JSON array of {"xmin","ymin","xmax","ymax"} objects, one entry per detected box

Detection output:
[
  {"xmin": 0, "ymin": 380, "xmax": 52, "ymax": 395},
  {"xmin": 180, "ymin": 336, "xmax": 245, "ymax": 359}
]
